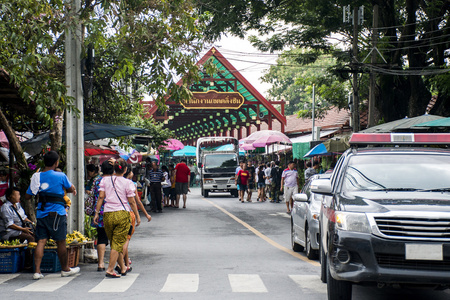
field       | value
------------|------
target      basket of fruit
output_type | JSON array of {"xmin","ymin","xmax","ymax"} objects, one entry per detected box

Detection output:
[{"xmin": 0, "ymin": 240, "xmax": 27, "ymax": 273}]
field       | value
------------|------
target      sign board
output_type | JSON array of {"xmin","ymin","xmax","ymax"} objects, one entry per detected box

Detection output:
[{"xmin": 181, "ymin": 90, "xmax": 245, "ymax": 109}]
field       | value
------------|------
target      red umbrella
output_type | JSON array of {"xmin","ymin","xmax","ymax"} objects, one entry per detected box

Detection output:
[{"xmin": 161, "ymin": 138, "xmax": 184, "ymax": 150}]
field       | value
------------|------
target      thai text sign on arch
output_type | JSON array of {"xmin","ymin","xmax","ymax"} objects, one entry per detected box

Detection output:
[{"xmin": 181, "ymin": 90, "xmax": 245, "ymax": 109}]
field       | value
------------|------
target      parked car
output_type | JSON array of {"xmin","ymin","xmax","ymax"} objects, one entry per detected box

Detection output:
[
  {"xmin": 291, "ymin": 173, "xmax": 331, "ymax": 259},
  {"xmin": 314, "ymin": 133, "xmax": 450, "ymax": 300}
]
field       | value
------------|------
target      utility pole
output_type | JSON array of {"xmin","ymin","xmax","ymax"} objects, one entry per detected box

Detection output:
[
  {"xmin": 65, "ymin": 0, "xmax": 85, "ymax": 234},
  {"xmin": 352, "ymin": 6, "xmax": 360, "ymax": 133},
  {"xmin": 312, "ymin": 84, "xmax": 315, "ymax": 141},
  {"xmin": 368, "ymin": 5, "xmax": 379, "ymax": 128}
]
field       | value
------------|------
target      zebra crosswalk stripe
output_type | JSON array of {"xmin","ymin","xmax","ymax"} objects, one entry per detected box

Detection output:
[
  {"xmin": 160, "ymin": 274, "xmax": 199, "ymax": 293},
  {"xmin": 16, "ymin": 274, "xmax": 80, "ymax": 292},
  {"xmin": 289, "ymin": 275, "xmax": 326, "ymax": 294},
  {"xmin": 228, "ymin": 274, "xmax": 268, "ymax": 293},
  {"xmin": 0, "ymin": 274, "xmax": 20, "ymax": 285},
  {"xmin": 89, "ymin": 273, "xmax": 139, "ymax": 293}
]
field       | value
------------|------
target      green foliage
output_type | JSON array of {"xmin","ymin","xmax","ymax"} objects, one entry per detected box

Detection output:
[
  {"xmin": 195, "ymin": 0, "xmax": 450, "ymax": 120},
  {"xmin": 262, "ymin": 48, "xmax": 349, "ymax": 117},
  {"xmin": 0, "ymin": 0, "xmax": 75, "ymax": 131},
  {"xmin": 1, "ymin": 0, "xmax": 209, "ymax": 134}
]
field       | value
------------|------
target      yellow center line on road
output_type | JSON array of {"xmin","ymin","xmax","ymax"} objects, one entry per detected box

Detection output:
[{"xmin": 202, "ymin": 198, "xmax": 320, "ymax": 267}]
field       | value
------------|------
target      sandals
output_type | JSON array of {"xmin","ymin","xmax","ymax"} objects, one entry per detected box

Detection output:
[
  {"xmin": 105, "ymin": 272, "xmax": 121, "ymax": 278},
  {"xmin": 97, "ymin": 267, "xmax": 106, "ymax": 271}
]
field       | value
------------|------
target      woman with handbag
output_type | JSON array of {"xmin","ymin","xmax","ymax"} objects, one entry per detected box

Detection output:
[
  {"xmin": 94, "ymin": 158, "xmax": 140, "ymax": 278},
  {"xmin": 0, "ymin": 187, "xmax": 35, "ymax": 243},
  {"xmin": 88, "ymin": 160, "xmax": 114, "ymax": 271}
]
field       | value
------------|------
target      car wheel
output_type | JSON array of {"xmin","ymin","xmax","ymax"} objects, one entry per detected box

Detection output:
[
  {"xmin": 204, "ymin": 189, "xmax": 209, "ymax": 197},
  {"xmin": 320, "ymin": 243, "xmax": 327, "ymax": 283},
  {"xmin": 201, "ymin": 185, "xmax": 204, "ymax": 196},
  {"xmin": 305, "ymin": 226, "xmax": 318, "ymax": 260},
  {"xmin": 326, "ymin": 255, "xmax": 352, "ymax": 300},
  {"xmin": 231, "ymin": 190, "xmax": 238, "ymax": 197},
  {"xmin": 291, "ymin": 220, "xmax": 304, "ymax": 252}
]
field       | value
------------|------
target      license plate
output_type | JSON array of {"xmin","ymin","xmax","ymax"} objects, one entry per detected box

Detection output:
[
  {"xmin": 405, "ymin": 244, "xmax": 443, "ymax": 261},
  {"xmin": 217, "ymin": 185, "xmax": 226, "ymax": 189}
]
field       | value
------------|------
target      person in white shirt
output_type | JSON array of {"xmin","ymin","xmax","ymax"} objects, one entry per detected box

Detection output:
[
  {"xmin": 280, "ymin": 161, "xmax": 299, "ymax": 214},
  {"xmin": 264, "ymin": 162, "xmax": 272, "ymax": 200}
]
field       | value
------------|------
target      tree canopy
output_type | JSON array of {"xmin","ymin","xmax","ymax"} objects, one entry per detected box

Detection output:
[{"xmin": 196, "ymin": 0, "xmax": 450, "ymax": 121}]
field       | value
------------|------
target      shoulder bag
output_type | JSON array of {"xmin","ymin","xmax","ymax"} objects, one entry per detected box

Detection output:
[{"xmin": 111, "ymin": 177, "xmax": 129, "ymax": 211}]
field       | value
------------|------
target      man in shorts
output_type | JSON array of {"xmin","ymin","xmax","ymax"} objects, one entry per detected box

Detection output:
[
  {"xmin": 235, "ymin": 163, "xmax": 250, "ymax": 203},
  {"xmin": 25, "ymin": 151, "xmax": 80, "ymax": 280},
  {"xmin": 175, "ymin": 159, "xmax": 190, "ymax": 208},
  {"xmin": 280, "ymin": 161, "xmax": 299, "ymax": 214}
]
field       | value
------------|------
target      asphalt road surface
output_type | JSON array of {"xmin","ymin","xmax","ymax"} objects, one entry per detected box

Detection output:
[{"xmin": 2, "ymin": 188, "xmax": 450, "ymax": 299}]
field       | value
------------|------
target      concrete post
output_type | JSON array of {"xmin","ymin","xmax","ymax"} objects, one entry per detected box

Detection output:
[{"xmin": 65, "ymin": 0, "xmax": 84, "ymax": 233}]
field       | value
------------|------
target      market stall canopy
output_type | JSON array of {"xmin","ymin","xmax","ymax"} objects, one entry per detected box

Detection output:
[
  {"xmin": 322, "ymin": 136, "xmax": 350, "ymax": 153},
  {"xmin": 215, "ymin": 144, "xmax": 245, "ymax": 155},
  {"xmin": 361, "ymin": 114, "xmax": 444, "ymax": 133},
  {"xmin": 303, "ymin": 137, "xmax": 350, "ymax": 158},
  {"xmin": 84, "ymin": 143, "xmax": 118, "ymax": 156},
  {"xmin": 21, "ymin": 123, "xmax": 148, "ymax": 156},
  {"xmin": 412, "ymin": 117, "xmax": 450, "ymax": 128},
  {"xmin": 304, "ymin": 143, "xmax": 330, "ymax": 158},
  {"xmin": 172, "ymin": 145, "xmax": 196, "ymax": 157}
]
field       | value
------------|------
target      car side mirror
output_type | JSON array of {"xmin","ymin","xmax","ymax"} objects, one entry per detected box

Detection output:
[
  {"xmin": 310, "ymin": 179, "xmax": 332, "ymax": 195},
  {"xmin": 293, "ymin": 193, "xmax": 308, "ymax": 202}
]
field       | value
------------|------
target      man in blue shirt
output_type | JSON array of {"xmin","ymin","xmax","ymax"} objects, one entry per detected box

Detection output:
[{"xmin": 25, "ymin": 151, "xmax": 79, "ymax": 280}]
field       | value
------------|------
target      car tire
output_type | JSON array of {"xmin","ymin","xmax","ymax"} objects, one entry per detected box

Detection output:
[
  {"xmin": 291, "ymin": 220, "xmax": 304, "ymax": 252},
  {"xmin": 320, "ymin": 244, "xmax": 327, "ymax": 283},
  {"xmin": 231, "ymin": 190, "xmax": 238, "ymax": 197},
  {"xmin": 204, "ymin": 189, "xmax": 209, "ymax": 197},
  {"xmin": 326, "ymin": 255, "xmax": 352, "ymax": 300},
  {"xmin": 305, "ymin": 226, "xmax": 318, "ymax": 260}
]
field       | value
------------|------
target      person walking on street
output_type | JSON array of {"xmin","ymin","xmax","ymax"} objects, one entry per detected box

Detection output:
[
  {"xmin": 188, "ymin": 163, "xmax": 196, "ymax": 187},
  {"xmin": 25, "ymin": 151, "xmax": 79, "ymax": 280},
  {"xmin": 175, "ymin": 159, "xmax": 191, "ymax": 208},
  {"xmin": 264, "ymin": 162, "xmax": 272, "ymax": 200},
  {"xmin": 147, "ymin": 162, "xmax": 164, "ymax": 213},
  {"xmin": 236, "ymin": 163, "xmax": 250, "ymax": 203},
  {"xmin": 256, "ymin": 163, "xmax": 266, "ymax": 202},
  {"xmin": 89, "ymin": 160, "xmax": 113, "ymax": 272},
  {"xmin": 270, "ymin": 161, "xmax": 283, "ymax": 203},
  {"xmin": 280, "ymin": 161, "xmax": 299, "ymax": 214},
  {"xmin": 246, "ymin": 161, "xmax": 256, "ymax": 202},
  {"xmin": 161, "ymin": 165, "xmax": 171, "ymax": 207},
  {"xmin": 94, "ymin": 158, "xmax": 140, "ymax": 278},
  {"xmin": 168, "ymin": 164, "xmax": 176, "ymax": 207}
]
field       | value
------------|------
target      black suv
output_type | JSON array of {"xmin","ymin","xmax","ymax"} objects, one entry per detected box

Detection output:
[{"xmin": 314, "ymin": 135, "xmax": 450, "ymax": 300}]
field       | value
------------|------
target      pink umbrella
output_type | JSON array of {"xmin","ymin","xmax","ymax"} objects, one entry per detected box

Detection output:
[
  {"xmin": 240, "ymin": 143, "xmax": 256, "ymax": 151},
  {"xmin": 245, "ymin": 130, "xmax": 292, "ymax": 148},
  {"xmin": 161, "ymin": 138, "xmax": 184, "ymax": 151}
]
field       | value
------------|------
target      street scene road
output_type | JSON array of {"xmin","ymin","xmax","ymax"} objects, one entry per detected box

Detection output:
[{"xmin": 1, "ymin": 188, "xmax": 450, "ymax": 299}]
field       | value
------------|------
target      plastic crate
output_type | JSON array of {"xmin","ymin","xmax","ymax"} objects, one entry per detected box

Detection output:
[
  {"xmin": 0, "ymin": 247, "xmax": 26, "ymax": 273},
  {"xmin": 34, "ymin": 250, "xmax": 61, "ymax": 273},
  {"xmin": 67, "ymin": 246, "xmax": 80, "ymax": 268}
]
